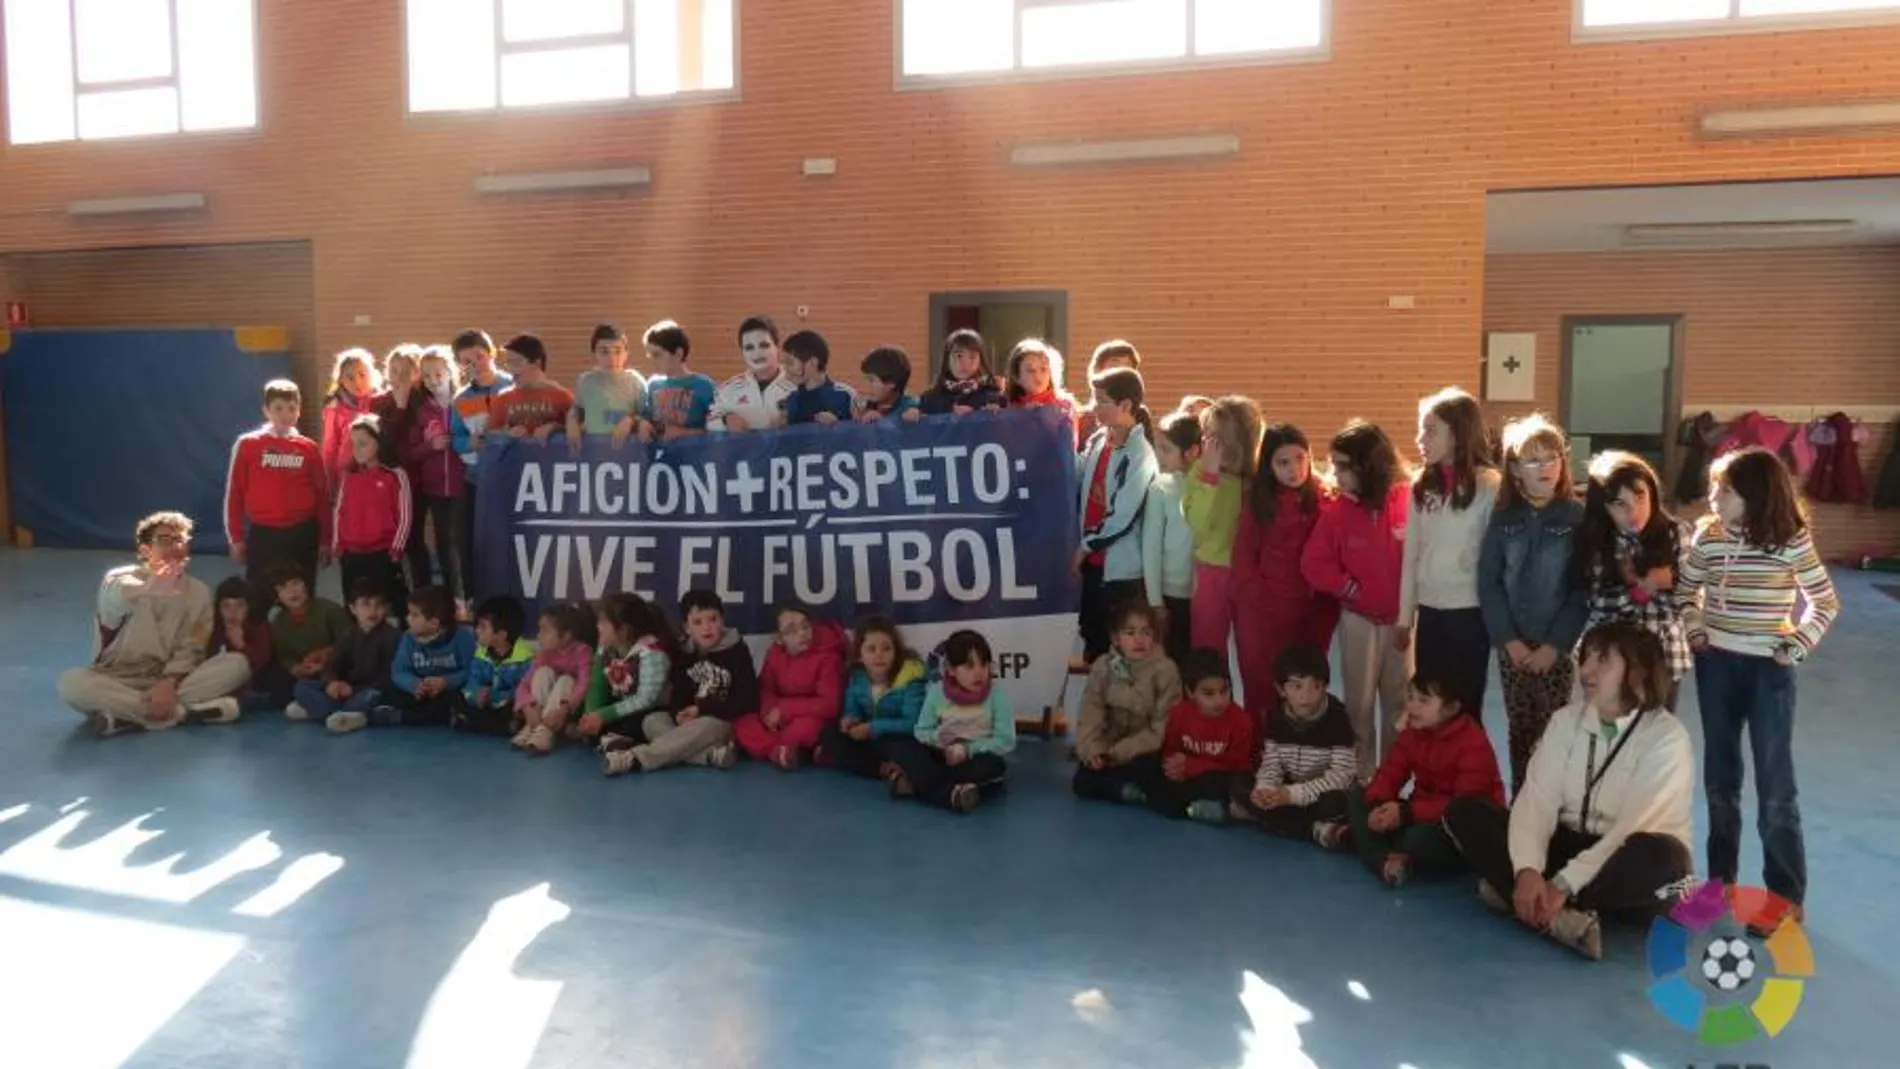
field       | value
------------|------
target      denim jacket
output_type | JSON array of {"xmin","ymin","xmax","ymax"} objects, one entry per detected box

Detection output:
[{"xmin": 1478, "ymin": 498, "xmax": 1588, "ymax": 652}]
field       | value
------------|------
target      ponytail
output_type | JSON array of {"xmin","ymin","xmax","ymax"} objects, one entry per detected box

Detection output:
[{"xmin": 1133, "ymin": 404, "xmax": 1153, "ymax": 438}]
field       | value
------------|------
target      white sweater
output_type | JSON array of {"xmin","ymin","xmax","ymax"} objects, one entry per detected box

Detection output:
[
  {"xmin": 1507, "ymin": 701, "xmax": 1695, "ymax": 895},
  {"xmin": 1397, "ymin": 467, "xmax": 1500, "ymax": 624},
  {"xmin": 1141, "ymin": 472, "xmax": 1195, "ymax": 604}
]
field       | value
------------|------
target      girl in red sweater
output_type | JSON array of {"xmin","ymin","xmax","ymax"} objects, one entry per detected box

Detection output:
[
  {"xmin": 734, "ymin": 605, "xmax": 847, "ymax": 769},
  {"xmin": 1004, "ymin": 339, "xmax": 1079, "ymax": 445},
  {"xmin": 321, "ymin": 348, "xmax": 382, "ymax": 502},
  {"xmin": 1301, "ymin": 420, "xmax": 1413, "ymax": 784},
  {"xmin": 330, "ymin": 415, "xmax": 413, "ymax": 621},
  {"xmin": 1232, "ymin": 423, "xmax": 1340, "ymax": 724},
  {"xmin": 1349, "ymin": 669, "xmax": 1503, "ymax": 887}
]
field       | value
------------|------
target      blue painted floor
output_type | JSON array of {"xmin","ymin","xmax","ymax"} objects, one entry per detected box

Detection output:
[{"xmin": 1, "ymin": 546, "xmax": 1895, "ymax": 1069}]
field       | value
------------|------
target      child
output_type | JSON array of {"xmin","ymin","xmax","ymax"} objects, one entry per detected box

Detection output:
[
  {"xmin": 372, "ymin": 585, "xmax": 478, "ymax": 730},
  {"xmin": 1074, "ymin": 340, "xmax": 1141, "ymax": 444},
  {"xmin": 1478, "ymin": 413, "xmax": 1589, "ymax": 793},
  {"xmin": 1302, "ymin": 420, "xmax": 1412, "ymax": 783},
  {"xmin": 919, "ymin": 329, "xmax": 1008, "ymax": 415},
  {"xmin": 1350, "ymin": 670, "xmax": 1503, "ymax": 887},
  {"xmin": 1233, "ymin": 422, "xmax": 1338, "ymax": 724},
  {"xmin": 331, "ymin": 414, "xmax": 413, "ymax": 622},
  {"xmin": 1134, "ymin": 648, "xmax": 1256, "ymax": 823},
  {"xmin": 614, "ymin": 589, "xmax": 758, "ymax": 772},
  {"xmin": 488, "ymin": 334, "xmax": 574, "ymax": 444},
  {"xmin": 781, "ymin": 330, "xmax": 858, "ymax": 426},
  {"xmin": 1579, "ymin": 450, "xmax": 1690, "ymax": 711},
  {"xmin": 206, "ymin": 576, "xmax": 285, "ymax": 717},
  {"xmin": 512, "ymin": 603, "xmax": 595, "ymax": 754},
  {"xmin": 1143, "ymin": 410, "xmax": 1199, "ymax": 663},
  {"xmin": 225, "ymin": 379, "xmax": 328, "ymax": 607},
  {"xmin": 1232, "ymin": 645, "xmax": 1357, "ymax": 846},
  {"xmin": 585, "ymin": 593, "xmax": 675, "ymax": 767},
  {"xmin": 818, "ymin": 615, "xmax": 927, "ymax": 778},
  {"xmin": 372, "ymin": 344, "xmax": 424, "ymax": 472},
  {"xmin": 884, "ymin": 630, "xmax": 1016, "ymax": 813},
  {"xmin": 290, "ymin": 578, "xmax": 400, "ymax": 733},
  {"xmin": 639, "ymin": 319, "xmax": 719, "ymax": 441},
  {"xmin": 1004, "ymin": 339, "xmax": 1078, "ymax": 442},
  {"xmin": 450, "ymin": 328, "xmax": 511, "ymax": 609},
  {"xmin": 1071, "ymin": 602, "xmax": 1183, "ymax": 803},
  {"xmin": 1184, "ymin": 396, "xmax": 1261, "ymax": 656},
  {"xmin": 1396, "ymin": 387, "xmax": 1500, "ymax": 716},
  {"xmin": 734, "ymin": 604, "xmax": 847, "ymax": 769},
  {"xmin": 711, "ymin": 315, "xmax": 795, "ymax": 433},
  {"xmin": 1679, "ymin": 446, "xmax": 1839, "ymax": 913},
  {"xmin": 454, "ymin": 595, "xmax": 536, "ymax": 736},
  {"xmin": 409, "ymin": 346, "xmax": 468, "ymax": 605},
  {"xmin": 270, "ymin": 563, "xmax": 352, "ymax": 705},
  {"xmin": 856, "ymin": 346, "xmax": 923, "ymax": 423},
  {"xmin": 1074, "ymin": 368, "xmax": 1159, "ymax": 662},
  {"xmin": 321, "ymin": 348, "xmax": 381, "ymax": 499},
  {"xmin": 567, "ymin": 323, "xmax": 647, "ymax": 451}
]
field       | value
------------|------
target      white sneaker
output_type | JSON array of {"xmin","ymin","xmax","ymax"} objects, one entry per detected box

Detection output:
[
  {"xmin": 510, "ymin": 724, "xmax": 535, "ymax": 749},
  {"xmin": 285, "ymin": 701, "xmax": 312, "ymax": 722},
  {"xmin": 527, "ymin": 725, "xmax": 556, "ymax": 754},
  {"xmin": 188, "ymin": 697, "xmax": 241, "ymax": 724},
  {"xmin": 602, "ymin": 748, "xmax": 643, "ymax": 777},
  {"xmin": 1478, "ymin": 880, "xmax": 1511, "ymax": 915},
  {"xmin": 327, "ymin": 711, "xmax": 368, "ymax": 734},
  {"xmin": 706, "ymin": 742, "xmax": 738, "ymax": 769},
  {"xmin": 1547, "ymin": 907, "xmax": 1604, "ymax": 961}
]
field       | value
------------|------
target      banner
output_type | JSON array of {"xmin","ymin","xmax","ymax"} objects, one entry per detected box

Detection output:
[{"xmin": 476, "ymin": 407, "xmax": 1083, "ymax": 715}]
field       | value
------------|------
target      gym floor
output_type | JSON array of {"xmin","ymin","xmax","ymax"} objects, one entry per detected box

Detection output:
[{"xmin": 1, "ymin": 547, "xmax": 1894, "ymax": 1069}]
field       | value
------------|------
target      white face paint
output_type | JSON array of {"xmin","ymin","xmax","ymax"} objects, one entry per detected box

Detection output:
[{"xmin": 740, "ymin": 330, "xmax": 780, "ymax": 377}]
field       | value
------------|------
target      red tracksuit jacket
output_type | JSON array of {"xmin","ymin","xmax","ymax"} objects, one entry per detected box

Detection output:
[
  {"xmin": 225, "ymin": 426, "xmax": 328, "ymax": 546},
  {"xmin": 1363, "ymin": 713, "xmax": 1504, "ymax": 824},
  {"xmin": 1160, "ymin": 698, "xmax": 1256, "ymax": 780},
  {"xmin": 1300, "ymin": 483, "xmax": 1410, "ymax": 625},
  {"xmin": 331, "ymin": 461, "xmax": 413, "ymax": 557}
]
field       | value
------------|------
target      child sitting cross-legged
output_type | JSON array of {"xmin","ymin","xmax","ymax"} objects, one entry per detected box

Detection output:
[
  {"xmin": 584, "ymin": 593, "xmax": 675, "ymax": 768},
  {"xmin": 734, "ymin": 604, "xmax": 847, "ymax": 769},
  {"xmin": 364, "ymin": 585, "xmax": 477, "ymax": 731},
  {"xmin": 290, "ymin": 578, "xmax": 401, "ymax": 733},
  {"xmin": 271, "ymin": 563, "xmax": 352, "ymax": 706},
  {"xmin": 452, "ymin": 596, "xmax": 536, "ymax": 736},
  {"xmin": 1131, "ymin": 648, "xmax": 1256, "ymax": 823},
  {"xmin": 884, "ymin": 630, "xmax": 1016, "ymax": 814},
  {"xmin": 816, "ymin": 615, "xmax": 927, "ymax": 779},
  {"xmin": 1071, "ymin": 601, "xmax": 1182, "ymax": 803},
  {"xmin": 512, "ymin": 603, "xmax": 594, "ymax": 755},
  {"xmin": 1348, "ymin": 670, "xmax": 1504, "ymax": 887},
  {"xmin": 1231, "ymin": 644, "xmax": 1358, "ymax": 848},
  {"xmin": 207, "ymin": 576, "xmax": 287, "ymax": 717},
  {"xmin": 608, "ymin": 589, "xmax": 756, "ymax": 773}
]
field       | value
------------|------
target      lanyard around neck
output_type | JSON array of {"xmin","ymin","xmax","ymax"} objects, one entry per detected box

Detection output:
[{"xmin": 1582, "ymin": 709, "xmax": 1646, "ymax": 825}]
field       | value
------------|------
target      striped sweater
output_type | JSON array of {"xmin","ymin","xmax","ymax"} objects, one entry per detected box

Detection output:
[
  {"xmin": 1678, "ymin": 522, "xmax": 1839, "ymax": 663},
  {"xmin": 1253, "ymin": 694, "xmax": 1358, "ymax": 806}
]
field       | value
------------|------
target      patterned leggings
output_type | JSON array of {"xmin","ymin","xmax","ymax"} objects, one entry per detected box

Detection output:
[{"xmin": 1499, "ymin": 653, "xmax": 1577, "ymax": 794}]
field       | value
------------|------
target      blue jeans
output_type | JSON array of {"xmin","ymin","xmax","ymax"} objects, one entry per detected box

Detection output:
[
  {"xmin": 291, "ymin": 679, "xmax": 383, "ymax": 720},
  {"xmin": 1693, "ymin": 647, "xmax": 1805, "ymax": 904}
]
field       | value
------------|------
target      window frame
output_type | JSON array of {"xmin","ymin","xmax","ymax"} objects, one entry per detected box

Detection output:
[
  {"xmin": 2, "ymin": 0, "xmax": 262, "ymax": 147},
  {"xmin": 401, "ymin": 0, "xmax": 743, "ymax": 120},
  {"xmin": 891, "ymin": 0, "xmax": 1329, "ymax": 89},
  {"xmin": 1573, "ymin": 0, "xmax": 1900, "ymax": 43}
]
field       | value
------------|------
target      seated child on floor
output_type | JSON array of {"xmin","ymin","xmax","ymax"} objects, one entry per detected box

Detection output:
[
  {"xmin": 884, "ymin": 630, "xmax": 1016, "ymax": 814},
  {"xmin": 1233, "ymin": 644, "xmax": 1358, "ymax": 848},
  {"xmin": 368, "ymin": 585, "xmax": 478, "ymax": 732},
  {"xmin": 580, "ymin": 592, "xmax": 674, "ymax": 753},
  {"xmin": 289, "ymin": 578, "xmax": 401, "ymax": 733},
  {"xmin": 454, "ymin": 596, "xmax": 536, "ymax": 735},
  {"xmin": 734, "ymin": 604, "xmax": 846, "ymax": 769},
  {"xmin": 817, "ymin": 615, "xmax": 927, "ymax": 779},
  {"xmin": 207, "ymin": 576, "xmax": 287, "ymax": 714},
  {"xmin": 604, "ymin": 589, "xmax": 757, "ymax": 775},
  {"xmin": 268, "ymin": 562, "xmax": 352, "ymax": 691},
  {"xmin": 1071, "ymin": 601, "xmax": 1182, "ymax": 802},
  {"xmin": 512, "ymin": 602, "xmax": 594, "ymax": 754},
  {"xmin": 1128, "ymin": 649, "xmax": 1256, "ymax": 823},
  {"xmin": 1349, "ymin": 670, "xmax": 1504, "ymax": 887}
]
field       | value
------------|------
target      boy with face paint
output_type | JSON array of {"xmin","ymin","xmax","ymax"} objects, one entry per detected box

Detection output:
[{"xmin": 709, "ymin": 315, "xmax": 796, "ymax": 433}]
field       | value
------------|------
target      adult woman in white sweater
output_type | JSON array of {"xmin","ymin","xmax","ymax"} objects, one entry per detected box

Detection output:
[{"xmin": 1443, "ymin": 620, "xmax": 1694, "ymax": 960}]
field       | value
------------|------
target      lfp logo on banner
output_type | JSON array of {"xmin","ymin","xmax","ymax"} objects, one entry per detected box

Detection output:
[
  {"xmin": 476, "ymin": 407, "xmax": 1083, "ymax": 715},
  {"xmin": 1645, "ymin": 879, "xmax": 1815, "ymax": 1048}
]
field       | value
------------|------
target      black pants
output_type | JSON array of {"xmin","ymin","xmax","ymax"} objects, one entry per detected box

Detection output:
[
  {"xmin": 246, "ymin": 520, "xmax": 320, "ymax": 612},
  {"xmin": 371, "ymin": 689, "xmax": 454, "ymax": 727},
  {"xmin": 449, "ymin": 691, "xmax": 517, "ymax": 736},
  {"xmin": 1079, "ymin": 564, "xmax": 1142, "ymax": 662},
  {"xmin": 885, "ymin": 737, "xmax": 1008, "ymax": 809},
  {"xmin": 339, "ymin": 551, "xmax": 409, "ymax": 621},
  {"xmin": 1416, "ymin": 606, "xmax": 1491, "ymax": 718},
  {"xmin": 1163, "ymin": 596, "xmax": 1192, "ymax": 664},
  {"xmin": 454, "ymin": 482, "xmax": 482, "ymax": 602},
  {"xmin": 818, "ymin": 723, "xmax": 896, "ymax": 779},
  {"xmin": 1443, "ymin": 797, "xmax": 1693, "ymax": 919},
  {"xmin": 1237, "ymin": 787, "xmax": 1349, "ymax": 839},
  {"xmin": 407, "ymin": 493, "xmax": 460, "ymax": 599},
  {"xmin": 1133, "ymin": 756, "xmax": 1238, "ymax": 819}
]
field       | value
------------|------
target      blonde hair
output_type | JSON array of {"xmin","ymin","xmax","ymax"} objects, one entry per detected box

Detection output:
[
  {"xmin": 1498, "ymin": 412, "xmax": 1574, "ymax": 508},
  {"xmin": 328, "ymin": 347, "xmax": 381, "ymax": 397},
  {"xmin": 418, "ymin": 345, "xmax": 462, "ymax": 395},
  {"xmin": 383, "ymin": 344, "xmax": 424, "ymax": 384},
  {"xmin": 1201, "ymin": 396, "xmax": 1264, "ymax": 479}
]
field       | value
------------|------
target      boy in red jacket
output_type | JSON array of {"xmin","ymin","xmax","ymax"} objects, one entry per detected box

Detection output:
[
  {"xmin": 1130, "ymin": 649, "xmax": 1255, "ymax": 823},
  {"xmin": 733, "ymin": 605, "xmax": 845, "ymax": 769},
  {"xmin": 226, "ymin": 379, "xmax": 329, "ymax": 610},
  {"xmin": 1349, "ymin": 669, "xmax": 1504, "ymax": 888},
  {"xmin": 331, "ymin": 414, "xmax": 413, "ymax": 621}
]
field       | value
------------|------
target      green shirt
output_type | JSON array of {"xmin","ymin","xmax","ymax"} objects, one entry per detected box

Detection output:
[{"xmin": 270, "ymin": 597, "xmax": 353, "ymax": 672}]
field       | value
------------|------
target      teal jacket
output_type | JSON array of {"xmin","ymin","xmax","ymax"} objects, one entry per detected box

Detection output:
[
  {"xmin": 914, "ymin": 681, "xmax": 1016, "ymax": 757},
  {"xmin": 842, "ymin": 658, "xmax": 927, "ymax": 738}
]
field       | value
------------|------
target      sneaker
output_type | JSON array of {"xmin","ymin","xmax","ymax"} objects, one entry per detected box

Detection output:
[
  {"xmin": 1227, "ymin": 800, "xmax": 1255, "ymax": 824},
  {"xmin": 368, "ymin": 705, "xmax": 405, "ymax": 728},
  {"xmin": 1186, "ymin": 799, "xmax": 1227, "ymax": 824},
  {"xmin": 603, "ymin": 748, "xmax": 643, "ymax": 777},
  {"xmin": 327, "ymin": 711, "xmax": 369, "ymax": 733},
  {"xmin": 510, "ymin": 725, "xmax": 535, "ymax": 749},
  {"xmin": 527, "ymin": 725, "xmax": 556, "ymax": 754},
  {"xmin": 772, "ymin": 745, "xmax": 801, "ymax": 771},
  {"xmin": 810, "ymin": 745, "xmax": 829, "ymax": 767},
  {"xmin": 949, "ymin": 783, "xmax": 981, "ymax": 813},
  {"xmin": 1311, "ymin": 818, "xmax": 1351, "ymax": 852},
  {"xmin": 1477, "ymin": 879, "xmax": 1512, "ymax": 915},
  {"xmin": 285, "ymin": 701, "xmax": 312, "ymax": 722},
  {"xmin": 876, "ymin": 760, "xmax": 897, "ymax": 780},
  {"xmin": 706, "ymin": 742, "xmax": 739, "ymax": 770},
  {"xmin": 886, "ymin": 767, "xmax": 914, "ymax": 799},
  {"xmin": 186, "ymin": 697, "xmax": 241, "ymax": 724},
  {"xmin": 598, "ymin": 732, "xmax": 637, "ymax": 754},
  {"xmin": 1547, "ymin": 907, "xmax": 1604, "ymax": 961},
  {"xmin": 1381, "ymin": 853, "xmax": 1412, "ymax": 889},
  {"xmin": 1118, "ymin": 782, "xmax": 1148, "ymax": 806},
  {"xmin": 88, "ymin": 712, "xmax": 141, "ymax": 739}
]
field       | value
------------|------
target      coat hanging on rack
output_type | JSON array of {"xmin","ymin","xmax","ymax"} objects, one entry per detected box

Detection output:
[{"xmin": 1805, "ymin": 412, "xmax": 1869, "ymax": 505}]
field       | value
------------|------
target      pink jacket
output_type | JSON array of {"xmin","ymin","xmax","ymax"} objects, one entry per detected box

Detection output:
[
  {"xmin": 321, "ymin": 391, "xmax": 376, "ymax": 495},
  {"xmin": 759, "ymin": 620, "xmax": 847, "ymax": 723},
  {"xmin": 1300, "ymin": 483, "xmax": 1410, "ymax": 625},
  {"xmin": 515, "ymin": 640, "xmax": 594, "ymax": 718}
]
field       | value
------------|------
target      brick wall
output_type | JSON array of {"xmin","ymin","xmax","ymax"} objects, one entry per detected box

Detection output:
[{"xmin": 1485, "ymin": 246, "xmax": 1900, "ymax": 558}]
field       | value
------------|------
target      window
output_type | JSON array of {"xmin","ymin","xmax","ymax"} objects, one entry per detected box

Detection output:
[
  {"xmin": 4, "ymin": 0, "xmax": 256, "ymax": 145},
  {"xmin": 1579, "ymin": 0, "xmax": 1900, "ymax": 34},
  {"xmin": 407, "ymin": 0, "xmax": 735, "ymax": 113},
  {"xmin": 898, "ymin": 0, "xmax": 1325, "ymax": 81}
]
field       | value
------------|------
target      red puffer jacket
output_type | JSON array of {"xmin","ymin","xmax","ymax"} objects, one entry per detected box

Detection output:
[
  {"xmin": 1364, "ymin": 713, "xmax": 1503, "ymax": 824},
  {"xmin": 759, "ymin": 619, "xmax": 847, "ymax": 723}
]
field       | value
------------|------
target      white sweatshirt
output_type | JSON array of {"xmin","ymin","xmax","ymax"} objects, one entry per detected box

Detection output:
[
  {"xmin": 1141, "ymin": 472, "xmax": 1195, "ymax": 604},
  {"xmin": 1397, "ymin": 467, "xmax": 1500, "ymax": 624},
  {"xmin": 708, "ymin": 371, "xmax": 795, "ymax": 433},
  {"xmin": 1507, "ymin": 700, "xmax": 1695, "ymax": 895}
]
